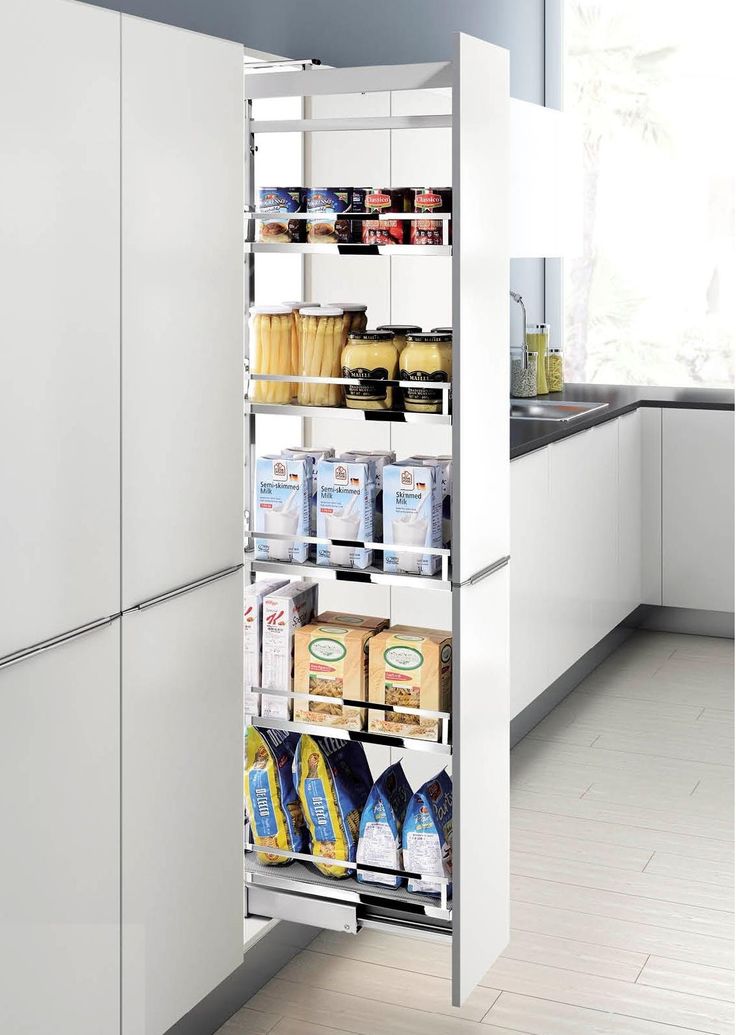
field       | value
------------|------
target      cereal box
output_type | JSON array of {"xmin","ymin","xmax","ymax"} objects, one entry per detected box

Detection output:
[
  {"xmin": 260, "ymin": 580, "xmax": 318, "ymax": 718},
  {"xmin": 244, "ymin": 578, "xmax": 288, "ymax": 716}
]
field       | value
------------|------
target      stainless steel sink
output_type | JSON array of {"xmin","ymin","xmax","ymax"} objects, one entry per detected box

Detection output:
[{"xmin": 510, "ymin": 399, "xmax": 610, "ymax": 422}]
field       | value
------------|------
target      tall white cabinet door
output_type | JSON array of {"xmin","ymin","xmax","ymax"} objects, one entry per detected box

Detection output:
[
  {"xmin": 0, "ymin": 622, "xmax": 120, "ymax": 1035},
  {"xmin": 510, "ymin": 449, "xmax": 552, "ymax": 718},
  {"xmin": 121, "ymin": 16, "xmax": 244, "ymax": 608},
  {"xmin": 617, "ymin": 411, "xmax": 642, "ymax": 620},
  {"xmin": 122, "ymin": 569, "xmax": 243, "ymax": 1035},
  {"xmin": 662, "ymin": 409, "xmax": 735, "ymax": 612},
  {"xmin": 0, "ymin": 0, "xmax": 120, "ymax": 658}
]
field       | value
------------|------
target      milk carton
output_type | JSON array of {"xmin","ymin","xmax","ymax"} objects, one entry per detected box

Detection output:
[
  {"xmin": 339, "ymin": 450, "xmax": 395, "ymax": 540},
  {"xmin": 254, "ymin": 455, "xmax": 311, "ymax": 563},
  {"xmin": 281, "ymin": 446, "xmax": 335, "ymax": 535},
  {"xmin": 383, "ymin": 461, "xmax": 443, "ymax": 575},
  {"xmin": 261, "ymin": 580, "xmax": 318, "ymax": 718},
  {"xmin": 316, "ymin": 458, "xmax": 375, "ymax": 569},
  {"xmin": 243, "ymin": 578, "xmax": 289, "ymax": 716},
  {"xmin": 405, "ymin": 455, "xmax": 452, "ymax": 546}
]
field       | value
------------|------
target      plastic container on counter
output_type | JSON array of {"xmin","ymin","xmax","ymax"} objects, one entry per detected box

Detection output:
[
  {"xmin": 248, "ymin": 305, "xmax": 294, "ymax": 403},
  {"xmin": 546, "ymin": 345, "xmax": 565, "ymax": 392},
  {"xmin": 341, "ymin": 330, "xmax": 400, "ymax": 411},
  {"xmin": 399, "ymin": 332, "xmax": 453, "ymax": 413},
  {"xmin": 297, "ymin": 307, "xmax": 345, "ymax": 407}
]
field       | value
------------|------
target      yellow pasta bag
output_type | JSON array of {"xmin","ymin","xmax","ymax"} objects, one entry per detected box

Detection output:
[{"xmin": 244, "ymin": 727, "xmax": 305, "ymax": 865}]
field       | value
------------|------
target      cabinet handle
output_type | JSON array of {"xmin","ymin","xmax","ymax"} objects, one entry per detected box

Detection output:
[
  {"xmin": 0, "ymin": 615, "xmax": 116, "ymax": 672},
  {"xmin": 129, "ymin": 564, "xmax": 243, "ymax": 613},
  {"xmin": 453, "ymin": 554, "xmax": 510, "ymax": 588}
]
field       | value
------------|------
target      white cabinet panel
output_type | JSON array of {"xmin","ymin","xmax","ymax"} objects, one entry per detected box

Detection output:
[
  {"xmin": 121, "ymin": 17, "xmax": 244, "ymax": 607},
  {"xmin": 510, "ymin": 449, "xmax": 551, "ymax": 717},
  {"xmin": 122, "ymin": 570, "xmax": 243, "ymax": 1035},
  {"xmin": 0, "ymin": 622, "xmax": 119, "ymax": 1035},
  {"xmin": 588, "ymin": 420, "xmax": 619, "ymax": 643},
  {"xmin": 0, "ymin": 0, "xmax": 120, "ymax": 657},
  {"xmin": 662, "ymin": 409, "xmax": 734, "ymax": 612},
  {"xmin": 641, "ymin": 408, "xmax": 663, "ymax": 605},
  {"xmin": 617, "ymin": 410, "xmax": 642, "ymax": 620}
]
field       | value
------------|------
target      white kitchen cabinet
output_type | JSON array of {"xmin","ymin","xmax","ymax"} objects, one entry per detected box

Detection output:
[
  {"xmin": 0, "ymin": 0, "xmax": 120, "ymax": 657},
  {"xmin": 122, "ymin": 569, "xmax": 243, "ymax": 1035},
  {"xmin": 121, "ymin": 15, "xmax": 244, "ymax": 608},
  {"xmin": 510, "ymin": 448, "xmax": 552, "ymax": 716},
  {"xmin": 0, "ymin": 622, "xmax": 120, "ymax": 1035},
  {"xmin": 587, "ymin": 420, "xmax": 620, "ymax": 643},
  {"xmin": 640, "ymin": 407, "xmax": 663, "ymax": 605},
  {"xmin": 662, "ymin": 409, "xmax": 735, "ymax": 612},
  {"xmin": 617, "ymin": 410, "xmax": 642, "ymax": 620}
]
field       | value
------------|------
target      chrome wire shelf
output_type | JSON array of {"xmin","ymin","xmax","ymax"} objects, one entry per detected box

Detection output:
[
  {"xmin": 244, "ymin": 553, "xmax": 452, "ymax": 592},
  {"xmin": 245, "ymin": 241, "xmax": 452, "ymax": 256},
  {"xmin": 244, "ymin": 400, "xmax": 452, "ymax": 425},
  {"xmin": 247, "ymin": 211, "xmax": 452, "ymax": 221}
]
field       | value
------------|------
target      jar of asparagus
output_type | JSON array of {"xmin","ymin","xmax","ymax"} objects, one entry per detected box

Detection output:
[
  {"xmin": 297, "ymin": 306, "xmax": 345, "ymax": 406},
  {"xmin": 248, "ymin": 305, "xmax": 294, "ymax": 403},
  {"xmin": 282, "ymin": 301, "xmax": 317, "ymax": 395},
  {"xmin": 327, "ymin": 302, "xmax": 368, "ymax": 338}
]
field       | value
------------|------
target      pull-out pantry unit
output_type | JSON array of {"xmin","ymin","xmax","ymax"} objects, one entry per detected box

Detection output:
[{"xmin": 242, "ymin": 36, "xmax": 511, "ymax": 1006}]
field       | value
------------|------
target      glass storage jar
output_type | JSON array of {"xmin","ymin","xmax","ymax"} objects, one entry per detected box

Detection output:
[
  {"xmin": 248, "ymin": 305, "xmax": 294, "ymax": 403},
  {"xmin": 526, "ymin": 323, "xmax": 550, "ymax": 395},
  {"xmin": 376, "ymin": 324, "xmax": 422, "ymax": 355},
  {"xmin": 327, "ymin": 302, "xmax": 368, "ymax": 338},
  {"xmin": 399, "ymin": 331, "xmax": 453, "ymax": 413},
  {"xmin": 510, "ymin": 347, "xmax": 537, "ymax": 398},
  {"xmin": 297, "ymin": 306, "xmax": 345, "ymax": 406},
  {"xmin": 282, "ymin": 301, "xmax": 318, "ymax": 394},
  {"xmin": 341, "ymin": 330, "xmax": 399, "ymax": 410},
  {"xmin": 545, "ymin": 345, "xmax": 565, "ymax": 392}
]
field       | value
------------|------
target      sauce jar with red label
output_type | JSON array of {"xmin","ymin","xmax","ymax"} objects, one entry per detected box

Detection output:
[
  {"xmin": 409, "ymin": 219, "xmax": 445, "ymax": 246},
  {"xmin": 364, "ymin": 188, "xmax": 411, "ymax": 213},
  {"xmin": 412, "ymin": 187, "xmax": 452, "ymax": 212},
  {"xmin": 361, "ymin": 220, "xmax": 406, "ymax": 246}
]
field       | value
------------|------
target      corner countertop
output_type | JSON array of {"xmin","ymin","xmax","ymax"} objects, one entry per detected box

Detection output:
[{"xmin": 511, "ymin": 383, "xmax": 735, "ymax": 460}]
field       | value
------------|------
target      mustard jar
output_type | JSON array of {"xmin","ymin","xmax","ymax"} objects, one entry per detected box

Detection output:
[
  {"xmin": 341, "ymin": 330, "xmax": 399, "ymax": 410},
  {"xmin": 399, "ymin": 332, "xmax": 452, "ymax": 413}
]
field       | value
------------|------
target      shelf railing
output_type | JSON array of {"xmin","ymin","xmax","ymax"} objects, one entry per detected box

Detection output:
[
  {"xmin": 246, "ymin": 372, "xmax": 452, "ymax": 417},
  {"xmin": 244, "ymin": 241, "xmax": 452, "ymax": 256},
  {"xmin": 245, "ymin": 686, "xmax": 451, "ymax": 753},
  {"xmin": 244, "ymin": 551, "xmax": 452, "ymax": 592}
]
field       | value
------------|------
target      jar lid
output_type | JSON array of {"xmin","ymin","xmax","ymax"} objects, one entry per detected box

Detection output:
[
  {"xmin": 282, "ymin": 300, "xmax": 317, "ymax": 310},
  {"xmin": 405, "ymin": 332, "xmax": 452, "ymax": 343},
  {"xmin": 376, "ymin": 324, "xmax": 422, "ymax": 334},
  {"xmin": 430, "ymin": 326, "xmax": 452, "ymax": 334},
  {"xmin": 251, "ymin": 304, "xmax": 291, "ymax": 315},
  {"xmin": 300, "ymin": 306, "xmax": 342, "ymax": 317},
  {"xmin": 527, "ymin": 323, "xmax": 550, "ymax": 332},
  {"xmin": 326, "ymin": 302, "xmax": 368, "ymax": 312},
  {"xmin": 347, "ymin": 330, "xmax": 395, "ymax": 342}
]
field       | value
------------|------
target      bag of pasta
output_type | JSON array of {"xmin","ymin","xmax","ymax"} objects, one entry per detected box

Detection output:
[
  {"xmin": 293, "ymin": 734, "xmax": 372, "ymax": 878},
  {"xmin": 244, "ymin": 727, "xmax": 305, "ymax": 865}
]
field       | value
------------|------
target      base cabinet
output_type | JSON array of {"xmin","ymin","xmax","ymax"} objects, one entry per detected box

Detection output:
[
  {"xmin": 0, "ymin": 623, "xmax": 120, "ymax": 1035},
  {"xmin": 662, "ymin": 409, "xmax": 735, "ymax": 612}
]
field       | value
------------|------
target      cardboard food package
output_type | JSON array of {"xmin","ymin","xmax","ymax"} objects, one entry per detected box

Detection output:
[
  {"xmin": 368, "ymin": 625, "xmax": 452, "ymax": 741},
  {"xmin": 243, "ymin": 578, "xmax": 289, "ymax": 716},
  {"xmin": 260, "ymin": 580, "xmax": 318, "ymax": 718}
]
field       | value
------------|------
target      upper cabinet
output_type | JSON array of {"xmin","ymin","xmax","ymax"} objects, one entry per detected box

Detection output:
[
  {"xmin": 662, "ymin": 408, "xmax": 735, "ymax": 613},
  {"xmin": 0, "ymin": 0, "xmax": 121, "ymax": 657},
  {"xmin": 121, "ymin": 16, "xmax": 244, "ymax": 608}
]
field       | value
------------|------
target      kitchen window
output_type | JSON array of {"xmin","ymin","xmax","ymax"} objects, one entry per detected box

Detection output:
[{"xmin": 562, "ymin": 0, "xmax": 735, "ymax": 386}]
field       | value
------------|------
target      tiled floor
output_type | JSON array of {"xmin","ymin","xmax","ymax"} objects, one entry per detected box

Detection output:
[{"xmin": 223, "ymin": 631, "xmax": 734, "ymax": 1035}]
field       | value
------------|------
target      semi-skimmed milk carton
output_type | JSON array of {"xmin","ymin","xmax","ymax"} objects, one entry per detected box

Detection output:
[
  {"xmin": 316, "ymin": 458, "xmax": 375, "ymax": 569},
  {"xmin": 254, "ymin": 455, "xmax": 311, "ymax": 563},
  {"xmin": 383, "ymin": 461, "xmax": 442, "ymax": 575},
  {"xmin": 405, "ymin": 455, "xmax": 452, "ymax": 547},
  {"xmin": 243, "ymin": 578, "xmax": 289, "ymax": 716},
  {"xmin": 339, "ymin": 450, "xmax": 395, "ymax": 540},
  {"xmin": 281, "ymin": 446, "xmax": 335, "ymax": 535},
  {"xmin": 261, "ymin": 580, "xmax": 318, "ymax": 718}
]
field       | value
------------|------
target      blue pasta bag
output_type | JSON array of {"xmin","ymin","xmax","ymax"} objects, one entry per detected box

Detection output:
[
  {"xmin": 402, "ymin": 769, "xmax": 453, "ymax": 895},
  {"xmin": 293, "ymin": 734, "xmax": 372, "ymax": 878},
  {"xmin": 244, "ymin": 727, "xmax": 305, "ymax": 865},
  {"xmin": 356, "ymin": 761, "xmax": 413, "ymax": 888}
]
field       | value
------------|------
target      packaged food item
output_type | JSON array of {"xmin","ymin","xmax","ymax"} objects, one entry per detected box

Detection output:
[
  {"xmin": 306, "ymin": 219, "xmax": 347, "ymax": 245},
  {"xmin": 297, "ymin": 307, "xmax": 344, "ymax": 407},
  {"xmin": 281, "ymin": 446, "xmax": 336, "ymax": 536},
  {"xmin": 304, "ymin": 188, "xmax": 367, "ymax": 213},
  {"xmin": 383, "ymin": 462, "xmax": 443, "ymax": 575},
  {"xmin": 244, "ymin": 727, "xmax": 305, "ymax": 865},
  {"xmin": 368, "ymin": 626, "xmax": 452, "ymax": 741},
  {"xmin": 282, "ymin": 302, "xmax": 317, "ymax": 385},
  {"xmin": 339, "ymin": 450, "xmax": 395, "ymax": 540},
  {"xmin": 405, "ymin": 455, "xmax": 452, "ymax": 547},
  {"xmin": 408, "ymin": 219, "xmax": 444, "ymax": 246},
  {"xmin": 254, "ymin": 455, "xmax": 311, "ymax": 563},
  {"xmin": 361, "ymin": 220, "xmax": 405, "ymax": 246},
  {"xmin": 341, "ymin": 330, "xmax": 399, "ymax": 411},
  {"xmin": 357, "ymin": 761, "xmax": 413, "ymax": 887},
  {"xmin": 430, "ymin": 326, "xmax": 452, "ymax": 334},
  {"xmin": 317, "ymin": 458, "xmax": 375, "ymax": 569},
  {"xmin": 257, "ymin": 188, "xmax": 305, "ymax": 244},
  {"xmin": 376, "ymin": 325, "xmax": 422, "ymax": 355},
  {"xmin": 546, "ymin": 345, "xmax": 565, "ymax": 392},
  {"xmin": 526, "ymin": 322, "xmax": 550, "ymax": 395},
  {"xmin": 261, "ymin": 580, "xmax": 318, "ymax": 718},
  {"xmin": 294, "ymin": 614, "xmax": 387, "ymax": 729},
  {"xmin": 326, "ymin": 303, "xmax": 369, "ymax": 337},
  {"xmin": 364, "ymin": 187, "xmax": 411, "ymax": 213},
  {"xmin": 403, "ymin": 769, "xmax": 453, "ymax": 895},
  {"xmin": 399, "ymin": 332, "xmax": 452, "ymax": 413},
  {"xmin": 244, "ymin": 578, "xmax": 289, "ymax": 716},
  {"xmin": 411, "ymin": 187, "xmax": 452, "ymax": 213},
  {"xmin": 248, "ymin": 306, "xmax": 295, "ymax": 403},
  {"xmin": 293, "ymin": 734, "xmax": 373, "ymax": 878}
]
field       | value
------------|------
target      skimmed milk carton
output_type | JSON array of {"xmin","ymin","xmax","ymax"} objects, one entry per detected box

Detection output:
[{"xmin": 383, "ymin": 461, "xmax": 442, "ymax": 575}]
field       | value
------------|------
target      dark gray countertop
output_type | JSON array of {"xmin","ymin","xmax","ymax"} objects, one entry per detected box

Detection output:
[{"xmin": 511, "ymin": 383, "xmax": 734, "ymax": 459}]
